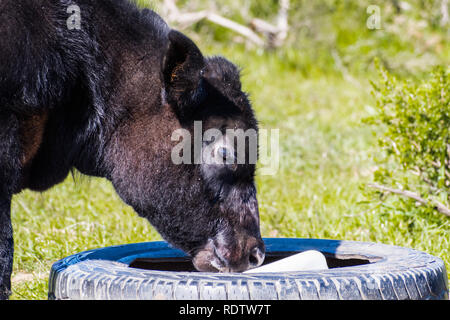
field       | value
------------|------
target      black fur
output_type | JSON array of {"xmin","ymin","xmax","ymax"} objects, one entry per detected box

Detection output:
[{"xmin": 0, "ymin": 0, "xmax": 263, "ymax": 298}]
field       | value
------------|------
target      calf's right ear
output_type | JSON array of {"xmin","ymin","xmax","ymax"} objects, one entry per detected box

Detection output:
[{"xmin": 162, "ymin": 30, "xmax": 206, "ymax": 118}]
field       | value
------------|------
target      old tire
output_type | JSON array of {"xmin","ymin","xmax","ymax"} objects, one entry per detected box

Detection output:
[{"xmin": 48, "ymin": 238, "xmax": 448, "ymax": 300}]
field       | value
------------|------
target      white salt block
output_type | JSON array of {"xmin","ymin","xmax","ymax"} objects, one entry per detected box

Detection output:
[{"xmin": 243, "ymin": 250, "xmax": 328, "ymax": 273}]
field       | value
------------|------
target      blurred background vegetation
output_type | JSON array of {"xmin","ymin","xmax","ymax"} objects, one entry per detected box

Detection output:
[{"xmin": 11, "ymin": 0, "xmax": 449, "ymax": 299}]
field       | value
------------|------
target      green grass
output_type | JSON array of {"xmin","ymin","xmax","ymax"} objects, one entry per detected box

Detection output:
[
  {"xmin": 10, "ymin": 1, "xmax": 450, "ymax": 299},
  {"xmin": 10, "ymin": 176, "xmax": 162, "ymax": 299}
]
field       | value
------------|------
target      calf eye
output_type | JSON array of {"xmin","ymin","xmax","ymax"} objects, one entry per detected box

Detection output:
[
  {"xmin": 217, "ymin": 147, "xmax": 231, "ymax": 161},
  {"xmin": 216, "ymin": 147, "xmax": 235, "ymax": 165}
]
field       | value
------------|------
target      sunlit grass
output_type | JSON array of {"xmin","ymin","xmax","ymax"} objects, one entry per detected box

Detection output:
[{"xmin": 10, "ymin": 177, "xmax": 161, "ymax": 299}]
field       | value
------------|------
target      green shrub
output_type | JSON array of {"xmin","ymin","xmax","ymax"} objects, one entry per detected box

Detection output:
[{"xmin": 367, "ymin": 62, "xmax": 450, "ymax": 216}]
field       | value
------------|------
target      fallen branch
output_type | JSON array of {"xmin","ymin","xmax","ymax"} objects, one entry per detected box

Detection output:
[
  {"xmin": 441, "ymin": 0, "xmax": 449, "ymax": 27},
  {"xmin": 207, "ymin": 12, "xmax": 265, "ymax": 46},
  {"xmin": 368, "ymin": 183, "xmax": 450, "ymax": 217},
  {"xmin": 162, "ymin": 0, "xmax": 289, "ymax": 48},
  {"xmin": 249, "ymin": 0, "xmax": 290, "ymax": 48},
  {"xmin": 331, "ymin": 49, "xmax": 361, "ymax": 87}
]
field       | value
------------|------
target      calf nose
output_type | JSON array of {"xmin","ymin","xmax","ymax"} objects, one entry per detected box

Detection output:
[
  {"xmin": 248, "ymin": 244, "xmax": 265, "ymax": 269},
  {"xmin": 211, "ymin": 236, "xmax": 266, "ymax": 272}
]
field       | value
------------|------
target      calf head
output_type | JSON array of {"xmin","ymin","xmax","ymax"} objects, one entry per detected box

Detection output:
[{"xmin": 107, "ymin": 30, "xmax": 264, "ymax": 272}]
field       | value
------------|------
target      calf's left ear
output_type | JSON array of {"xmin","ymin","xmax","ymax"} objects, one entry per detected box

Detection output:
[{"xmin": 162, "ymin": 30, "xmax": 206, "ymax": 118}]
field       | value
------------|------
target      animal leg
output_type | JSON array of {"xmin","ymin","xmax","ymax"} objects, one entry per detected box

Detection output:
[
  {"xmin": 0, "ymin": 196, "xmax": 13, "ymax": 300},
  {"xmin": 0, "ymin": 111, "xmax": 20, "ymax": 300}
]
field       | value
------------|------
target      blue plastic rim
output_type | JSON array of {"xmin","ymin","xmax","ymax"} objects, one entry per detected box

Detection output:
[{"xmin": 49, "ymin": 238, "xmax": 373, "ymax": 274}]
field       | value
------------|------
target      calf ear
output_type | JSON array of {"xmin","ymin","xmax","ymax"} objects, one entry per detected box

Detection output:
[{"xmin": 162, "ymin": 30, "xmax": 206, "ymax": 118}]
